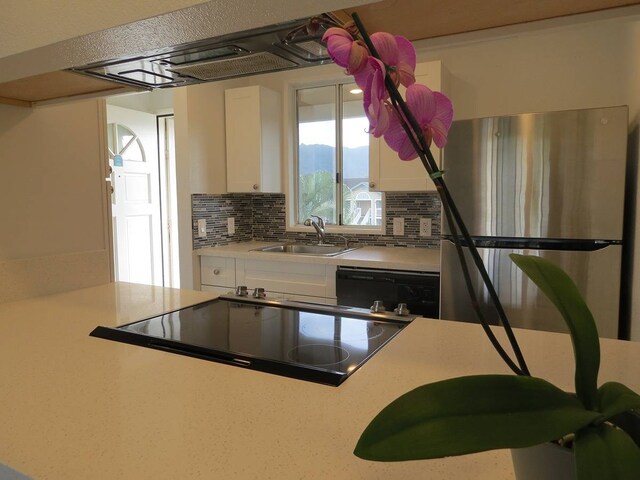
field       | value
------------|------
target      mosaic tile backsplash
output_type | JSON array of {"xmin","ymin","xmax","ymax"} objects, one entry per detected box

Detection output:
[{"xmin": 192, "ymin": 192, "xmax": 441, "ymax": 250}]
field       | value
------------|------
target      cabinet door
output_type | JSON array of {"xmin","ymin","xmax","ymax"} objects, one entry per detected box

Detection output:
[
  {"xmin": 225, "ymin": 86, "xmax": 281, "ymax": 193},
  {"xmin": 225, "ymin": 86, "xmax": 261, "ymax": 192},
  {"xmin": 236, "ymin": 258, "xmax": 336, "ymax": 299},
  {"xmin": 369, "ymin": 61, "xmax": 444, "ymax": 192}
]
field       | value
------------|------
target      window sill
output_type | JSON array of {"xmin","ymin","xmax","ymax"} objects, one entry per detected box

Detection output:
[{"xmin": 286, "ymin": 225, "xmax": 384, "ymax": 236}]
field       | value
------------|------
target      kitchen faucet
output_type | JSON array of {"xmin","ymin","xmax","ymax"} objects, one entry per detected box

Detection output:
[{"xmin": 304, "ymin": 215, "xmax": 326, "ymax": 244}]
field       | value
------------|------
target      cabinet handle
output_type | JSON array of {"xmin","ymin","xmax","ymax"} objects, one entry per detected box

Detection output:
[
  {"xmin": 213, "ymin": 269, "xmax": 220, "ymax": 275},
  {"xmin": 252, "ymin": 184, "xmax": 259, "ymax": 190},
  {"xmin": 369, "ymin": 182, "xmax": 376, "ymax": 188}
]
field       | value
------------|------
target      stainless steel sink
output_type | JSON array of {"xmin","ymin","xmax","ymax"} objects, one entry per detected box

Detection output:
[{"xmin": 251, "ymin": 243, "xmax": 360, "ymax": 257}]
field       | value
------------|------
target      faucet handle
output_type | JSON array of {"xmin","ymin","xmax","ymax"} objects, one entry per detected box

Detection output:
[{"xmin": 310, "ymin": 215, "xmax": 325, "ymax": 229}]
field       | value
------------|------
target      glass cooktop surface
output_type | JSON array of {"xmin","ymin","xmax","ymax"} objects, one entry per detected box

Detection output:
[{"xmin": 90, "ymin": 297, "xmax": 408, "ymax": 386}]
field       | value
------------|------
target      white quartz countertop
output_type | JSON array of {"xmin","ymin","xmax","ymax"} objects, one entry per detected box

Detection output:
[
  {"xmin": 197, "ymin": 241, "xmax": 441, "ymax": 272},
  {"xmin": 1, "ymin": 283, "xmax": 639, "ymax": 479}
]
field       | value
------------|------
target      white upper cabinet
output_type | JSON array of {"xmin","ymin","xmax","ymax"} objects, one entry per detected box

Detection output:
[
  {"xmin": 369, "ymin": 61, "xmax": 446, "ymax": 192},
  {"xmin": 225, "ymin": 85, "xmax": 282, "ymax": 193}
]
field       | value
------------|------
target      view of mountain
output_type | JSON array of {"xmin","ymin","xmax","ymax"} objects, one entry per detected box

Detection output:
[{"xmin": 298, "ymin": 144, "xmax": 369, "ymax": 180}]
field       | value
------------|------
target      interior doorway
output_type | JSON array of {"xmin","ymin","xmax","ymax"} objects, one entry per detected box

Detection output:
[
  {"xmin": 157, "ymin": 114, "xmax": 180, "ymax": 288},
  {"xmin": 106, "ymin": 95, "xmax": 179, "ymax": 287}
]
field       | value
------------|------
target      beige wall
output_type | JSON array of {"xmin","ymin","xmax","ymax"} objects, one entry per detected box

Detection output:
[
  {"xmin": 0, "ymin": 100, "xmax": 111, "ymax": 302},
  {"xmin": 175, "ymin": 10, "xmax": 640, "ymax": 338}
]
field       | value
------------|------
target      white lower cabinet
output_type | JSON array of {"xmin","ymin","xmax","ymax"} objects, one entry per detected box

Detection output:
[
  {"xmin": 200, "ymin": 256, "xmax": 236, "ymax": 295},
  {"xmin": 199, "ymin": 255, "xmax": 337, "ymax": 304},
  {"xmin": 236, "ymin": 258, "xmax": 337, "ymax": 304}
]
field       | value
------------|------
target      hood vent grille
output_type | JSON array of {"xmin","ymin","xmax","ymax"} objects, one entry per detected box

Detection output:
[
  {"xmin": 69, "ymin": 15, "xmax": 333, "ymax": 89},
  {"xmin": 291, "ymin": 40, "xmax": 328, "ymax": 57},
  {"xmin": 171, "ymin": 52, "xmax": 296, "ymax": 81}
]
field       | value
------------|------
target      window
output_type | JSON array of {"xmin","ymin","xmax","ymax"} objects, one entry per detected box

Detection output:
[{"xmin": 295, "ymin": 82, "xmax": 382, "ymax": 228}]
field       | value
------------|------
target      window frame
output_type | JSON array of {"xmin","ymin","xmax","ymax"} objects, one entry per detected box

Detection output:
[{"xmin": 286, "ymin": 74, "xmax": 384, "ymax": 235}]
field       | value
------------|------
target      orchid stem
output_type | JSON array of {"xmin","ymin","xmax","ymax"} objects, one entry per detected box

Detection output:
[
  {"xmin": 352, "ymin": 13, "xmax": 530, "ymax": 376},
  {"xmin": 387, "ymin": 93, "xmax": 526, "ymax": 376},
  {"xmin": 439, "ymin": 185, "xmax": 526, "ymax": 375}
]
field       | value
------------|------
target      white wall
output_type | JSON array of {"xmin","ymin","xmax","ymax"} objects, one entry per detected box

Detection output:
[
  {"xmin": 174, "ymin": 9, "xmax": 640, "ymax": 339},
  {"xmin": 414, "ymin": 13, "xmax": 639, "ymax": 121},
  {"xmin": 107, "ymin": 89, "xmax": 174, "ymax": 115},
  {"xmin": 0, "ymin": 100, "xmax": 111, "ymax": 302}
]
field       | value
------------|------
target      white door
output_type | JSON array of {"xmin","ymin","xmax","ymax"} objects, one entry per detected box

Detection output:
[{"xmin": 107, "ymin": 105, "xmax": 163, "ymax": 286}]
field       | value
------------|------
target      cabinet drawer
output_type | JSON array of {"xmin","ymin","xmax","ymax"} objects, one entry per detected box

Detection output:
[{"xmin": 201, "ymin": 256, "xmax": 236, "ymax": 287}]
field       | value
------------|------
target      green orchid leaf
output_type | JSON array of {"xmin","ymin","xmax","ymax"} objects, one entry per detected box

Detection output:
[
  {"xmin": 575, "ymin": 424, "xmax": 640, "ymax": 479},
  {"xmin": 354, "ymin": 375, "xmax": 601, "ymax": 461},
  {"xmin": 609, "ymin": 410, "xmax": 640, "ymax": 448},
  {"xmin": 510, "ymin": 254, "xmax": 600, "ymax": 410},
  {"xmin": 598, "ymin": 382, "xmax": 640, "ymax": 419}
]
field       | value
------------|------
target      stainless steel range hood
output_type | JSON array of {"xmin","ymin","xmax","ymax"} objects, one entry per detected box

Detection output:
[
  {"xmin": 0, "ymin": 0, "xmax": 374, "ymax": 106},
  {"xmin": 70, "ymin": 15, "xmax": 332, "ymax": 89}
]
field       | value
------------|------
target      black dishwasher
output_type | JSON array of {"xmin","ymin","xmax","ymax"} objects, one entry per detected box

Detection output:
[{"xmin": 336, "ymin": 267, "xmax": 440, "ymax": 318}]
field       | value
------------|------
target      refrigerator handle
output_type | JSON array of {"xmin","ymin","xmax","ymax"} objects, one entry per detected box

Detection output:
[{"xmin": 443, "ymin": 237, "xmax": 619, "ymax": 251}]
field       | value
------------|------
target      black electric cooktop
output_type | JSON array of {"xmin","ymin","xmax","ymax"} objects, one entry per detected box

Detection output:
[{"xmin": 90, "ymin": 296, "xmax": 411, "ymax": 386}]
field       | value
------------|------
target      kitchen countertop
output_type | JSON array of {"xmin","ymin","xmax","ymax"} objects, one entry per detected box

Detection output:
[
  {"xmin": 197, "ymin": 241, "xmax": 441, "ymax": 272},
  {"xmin": 2, "ymin": 283, "xmax": 639, "ymax": 479}
]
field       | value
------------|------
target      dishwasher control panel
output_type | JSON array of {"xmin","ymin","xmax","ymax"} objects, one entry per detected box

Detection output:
[{"xmin": 336, "ymin": 266, "xmax": 440, "ymax": 319}]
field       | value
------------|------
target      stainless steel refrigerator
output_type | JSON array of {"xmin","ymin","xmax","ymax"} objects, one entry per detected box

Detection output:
[{"xmin": 440, "ymin": 106, "xmax": 628, "ymax": 339}]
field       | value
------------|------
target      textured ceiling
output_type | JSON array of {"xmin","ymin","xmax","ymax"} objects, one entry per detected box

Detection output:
[
  {"xmin": 0, "ymin": 0, "xmax": 210, "ymax": 58},
  {"xmin": 344, "ymin": 0, "xmax": 640, "ymax": 41}
]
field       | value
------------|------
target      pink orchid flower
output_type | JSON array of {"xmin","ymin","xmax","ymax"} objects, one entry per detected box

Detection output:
[
  {"xmin": 354, "ymin": 32, "xmax": 416, "ymax": 90},
  {"xmin": 363, "ymin": 57, "xmax": 392, "ymax": 137},
  {"xmin": 322, "ymin": 27, "xmax": 370, "ymax": 75},
  {"xmin": 383, "ymin": 84, "xmax": 454, "ymax": 160}
]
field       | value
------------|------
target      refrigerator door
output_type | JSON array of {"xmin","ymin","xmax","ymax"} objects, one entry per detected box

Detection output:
[
  {"xmin": 440, "ymin": 240, "xmax": 622, "ymax": 338},
  {"xmin": 442, "ymin": 106, "xmax": 628, "ymax": 240}
]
